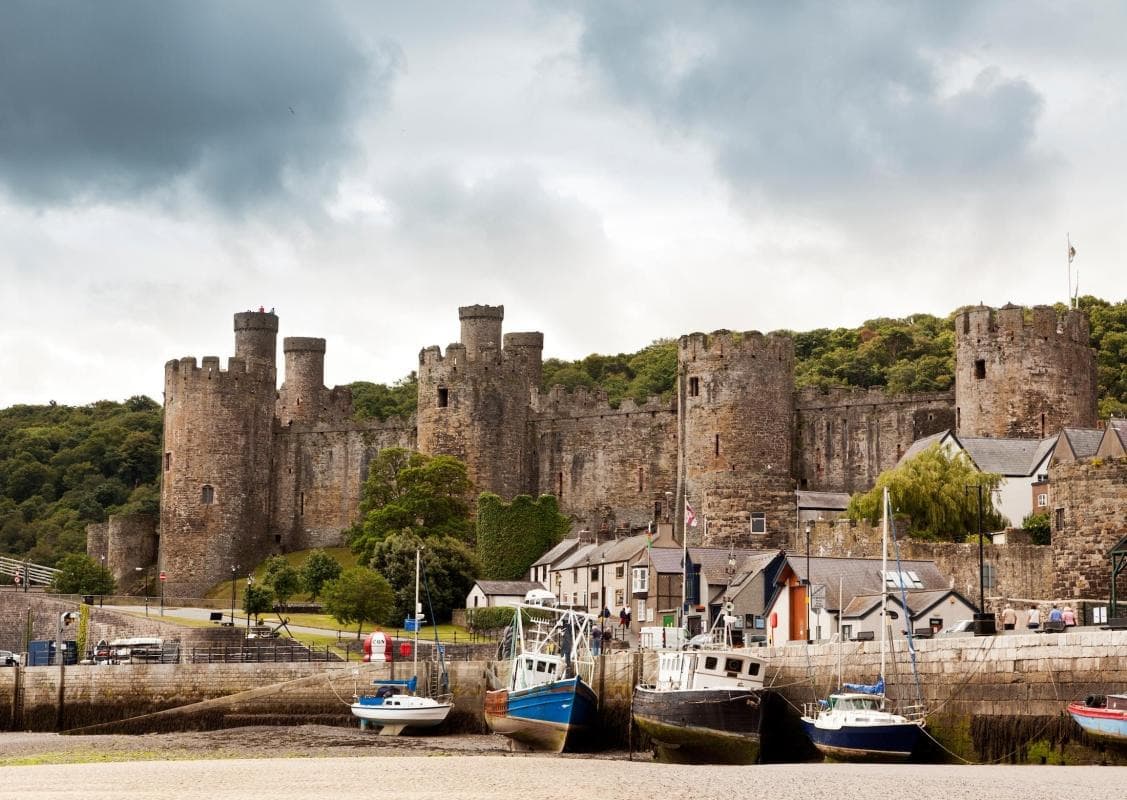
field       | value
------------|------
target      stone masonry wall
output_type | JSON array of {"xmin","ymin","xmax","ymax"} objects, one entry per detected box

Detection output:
[
  {"xmin": 530, "ymin": 386, "xmax": 678, "ymax": 530},
  {"xmin": 1051, "ymin": 457, "xmax": 1127, "ymax": 600},
  {"xmin": 271, "ymin": 419, "xmax": 415, "ymax": 552},
  {"xmin": 795, "ymin": 387, "xmax": 954, "ymax": 493}
]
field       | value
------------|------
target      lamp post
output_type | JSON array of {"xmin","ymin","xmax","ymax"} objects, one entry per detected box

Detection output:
[
  {"xmin": 805, "ymin": 521, "xmax": 813, "ymax": 644},
  {"xmin": 230, "ymin": 564, "xmax": 238, "ymax": 626},
  {"xmin": 245, "ymin": 575, "xmax": 254, "ymax": 632},
  {"xmin": 135, "ymin": 567, "xmax": 147, "ymax": 616},
  {"xmin": 965, "ymin": 484, "xmax": 996, "ymax": 636}
]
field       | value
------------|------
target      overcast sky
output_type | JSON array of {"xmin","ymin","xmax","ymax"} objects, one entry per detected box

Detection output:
[{"xmin": 2, "ymin": 1, "xmax": 1125, "ymax": 407}]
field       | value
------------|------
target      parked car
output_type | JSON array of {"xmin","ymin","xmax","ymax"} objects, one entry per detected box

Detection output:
[
  {"xmin": 0, "ymin": 650, "xmax": 19, "ymax": 666},
  {"xmin": 939, "ymin": 619, "xmax": 975, "ymax": 636}
]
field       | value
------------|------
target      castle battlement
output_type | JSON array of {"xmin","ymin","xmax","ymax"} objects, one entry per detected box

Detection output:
[
  {"xmin": 796, "ymin": 385, "xmax": 955, "ymax": 410},
  {"xmin": 957, "ymin": 303, "xmax": 1090, "ymax": 345},
  {"xmin": 164, "ymin": 355, "xmax": 274, "ymax": 390},
  {"xmin": 531, "ymin": 385, "xmax": 673, "ymax": 417},
  {"xmin": 678, "ymin": 329, "xmax": 792, "ymax": 361}
]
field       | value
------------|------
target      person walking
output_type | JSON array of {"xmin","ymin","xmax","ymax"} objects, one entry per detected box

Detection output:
[
  {"xmin": 1001, "ymin": 604, "xmax": 1017, "ymax": 631},
  {"xmin": 1027, "ymin": 606, "xmax": 1041, "ymax": 630}
]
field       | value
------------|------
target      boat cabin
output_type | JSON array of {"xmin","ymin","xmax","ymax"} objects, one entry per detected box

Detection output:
[
  {"xmin": 826, "ymin": 694, "xmax": 886, "ymax": 712},
  {"xmin": 511, "ymin": 653, "xmax": 565, "ymax": 690},
  {"xmin": 656, "ymin": 650, "xmax": 765, "ymax": 691}
]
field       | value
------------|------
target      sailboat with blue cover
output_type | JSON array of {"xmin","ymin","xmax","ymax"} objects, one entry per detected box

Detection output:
[{"xmin": 800, "ymin": 488, "xmax": 926, "ymax": 760}]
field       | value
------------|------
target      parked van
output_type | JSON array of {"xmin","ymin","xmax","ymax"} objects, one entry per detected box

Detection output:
[{"xmin": 362, "ymin": 631, "xmax": 392, "ymax": 662}]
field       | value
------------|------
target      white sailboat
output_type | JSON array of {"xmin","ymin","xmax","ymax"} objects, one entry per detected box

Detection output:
[
  {"xmin": 351, "ymin": 549, "xmax": 453, "ymax": 734},
  {"xmin": 800, "ymin": 488, "xmax": 926, "ymax": 760}
]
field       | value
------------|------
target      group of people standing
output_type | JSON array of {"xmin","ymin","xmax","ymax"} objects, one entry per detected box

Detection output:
[{"xmin": 999, "ymin": 603, "xmax": 1077, "ymax": 630}]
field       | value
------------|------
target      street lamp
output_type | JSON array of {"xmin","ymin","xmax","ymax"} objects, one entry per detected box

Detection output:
[
  {"xmin": 245, "ymin": 575, "xmax": 255, "ymax": 632},
  {"xmin": 965, "ymin": 484, "xmax": 996, "ymax": 636},
  {"xmin": 805, "ymin": 521, "xmax": 813, "ymax": 644},
  {"xmin": 230, "ymin": 564, "xmax": 238, "ymax": 626}
]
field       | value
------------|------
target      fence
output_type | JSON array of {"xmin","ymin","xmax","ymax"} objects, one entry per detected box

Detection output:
[{"xmin": 184, "ymin": 643, "xmax": 344, "ymax": 664}]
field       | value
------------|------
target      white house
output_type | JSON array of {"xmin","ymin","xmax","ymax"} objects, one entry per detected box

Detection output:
[{"xmin": 465, "ymin": 580, "xmax": 545, "ymax": 610}]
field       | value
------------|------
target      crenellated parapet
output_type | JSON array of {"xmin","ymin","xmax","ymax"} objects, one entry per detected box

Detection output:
[
  {"xmin": 530, "ymin": 385, "xmax": 673, "ymax": 418},
  {"xmin": 796, "ymin": 385, "xmax": 955, "ymax": 411},
  {"xmin": 678, "ymin": 329, "xmax": 794, "ymax": 363},
  {"xmin": 955, "ymin": 303, "xmax": 1096, "ymax": 438}
]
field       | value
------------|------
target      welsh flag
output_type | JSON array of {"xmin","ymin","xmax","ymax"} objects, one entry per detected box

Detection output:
[{"xmin": 685, "ymin": 502, "xmax": 698, "ymax": 528}]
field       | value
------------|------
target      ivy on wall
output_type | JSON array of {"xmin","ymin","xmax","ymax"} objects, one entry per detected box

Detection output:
[{"xmin": 476, "ymin": 493, "xmax": 570, "ymax": 581}]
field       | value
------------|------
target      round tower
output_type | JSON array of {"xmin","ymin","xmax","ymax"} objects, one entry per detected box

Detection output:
[
  {"xmin": 955, "ymin": 303, "xmax": 1097, "ymax": 439},
  {"xmin": 678, "ymin": 330, "xmax": 795, "ymax": 549},
  {"xmin": 459, "ymin": 305, "xmax": 504, "ymax": 358},
  {"xmin": 234, "ymin": 310, "xmax": 279, "ymax": 369},
  {"xmin": 159, "ymin": 312, "xmax": 278, "ymax": 598},
  {"xmin": 417, "ymin": 306, "xmax": 541, "ymax": 499},
  {"xmin": 279, "ymin": 337, "xmax": 326, "ymax": 425}
]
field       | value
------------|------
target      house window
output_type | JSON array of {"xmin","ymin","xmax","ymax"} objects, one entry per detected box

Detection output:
[
  {"xmin": 572, "ymin": 568, "xmax": 577, "ymax": 582},
  {"xmin": 635, "ymin": 599, "xmax": 646, "ymax": 621},
  {"xmin": 614, "ymin": 589, "xmax": 624, "ymax": 606},
  {"xmin": 842, "ymin": 624, "xmax": 852, "ymax": 639},
  {"xmin": 1037, "ymin": 493, "xmax": 1048, "ymax": 507},
  {"xmin": 473, "ymin": 596, "xmax": 479, "ymax": 607},
  {"xmin": 975, "ymin": 359, "xmax": 986, "ymax": 379},
  {"xmin": 750, "ymin": 512, "xmax": 766, "ymax": 535},
  {"xmin": 201, "ymin": 485, "xmax": 214, "ymax": 505},
  {"xmin": 437, "ymin": 387, "xmax": 449, "ymax": 408},
  {"xmin": 615, "ymin": 564, "xmax": 625, "ymax": 579},
  {"xmin": 590, "ymin": 566, "xmax": 599, "ymax": 582},
  {"xmin": 689, "ymin": 376, "xmax": 700, "ymax": 397},
  {"xmin": 1054, "ymin": 507, "xmax": 1064, "ymax": 530},
  {"xmin": 631, "ymin": 567, "xmax": 649, "ymax": 593}
]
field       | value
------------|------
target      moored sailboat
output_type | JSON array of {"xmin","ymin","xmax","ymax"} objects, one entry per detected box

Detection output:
[{"xmin": 800, "ymin": 488, "xmax": 926, "ymax": 760}]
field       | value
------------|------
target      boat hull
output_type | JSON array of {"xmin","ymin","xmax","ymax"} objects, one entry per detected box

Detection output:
[
  {"xmin": 484, "ymin": 676, "xmax": 598, "ymax": 752},
  {"xmin": 632, "ymin": 687, "xmax": 762, "ymax": 764},
  {"xmin": 1068, "ymin": 702, "xmax": 1127, "ymax": 743},
  {"xmin": 800, "ymin": 717, "xmax": 923, "ymax": 761},
  {"xmin": 350, "ymin": 697, "xmax": 452, "ymax": 729}
]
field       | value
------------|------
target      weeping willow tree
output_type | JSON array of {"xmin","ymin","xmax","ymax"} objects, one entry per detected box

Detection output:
[{"xmin": 847, "ymin": 443, "xmax": 1004, "ymax": 540}]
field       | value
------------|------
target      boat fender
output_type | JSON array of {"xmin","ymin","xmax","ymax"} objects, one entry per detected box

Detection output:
[{"xmin": 1085, "ymin": 694, "xmax": 1107, "ymax": 708}]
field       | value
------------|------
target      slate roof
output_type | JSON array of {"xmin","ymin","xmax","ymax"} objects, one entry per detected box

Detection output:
[
  {"xmin": 1060, "ymin": 428, "xmax": 1104, "ymax": 460},
  {"xmin": 531, "ymin": 536, "xmax": 582, "ymax": 568},
  {"xmin": 553, "ymin": 533, "xmax": 651, "ymax": 571},
  {"xmin": 782, "ymin": 556, "xmax": 948, "ymax": 612},
  {"xmin": 897, "ymin": 430, "xmax": 950, "ymax": 466},
  {"xmin": 473, "ymin": 580, "xmax": 545, "ymax": 596},
  {"xmin": 797, "ymin": 491, "xmax": 851, "ymax": 511},
  {"xmin": 842, "ymin": 589, "xmax": 957, "ymax": 620},
  {"xmin": 958, "ymin": 436, "xmax": 1056, "ymax": 476}
]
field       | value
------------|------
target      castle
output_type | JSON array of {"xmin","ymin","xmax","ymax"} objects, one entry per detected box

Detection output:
[{"xmin": 113, "ymin": 302, "xmax": 1097, "ymax": 597}]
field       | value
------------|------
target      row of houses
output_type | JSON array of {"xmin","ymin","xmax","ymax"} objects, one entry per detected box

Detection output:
[{"xmin": 466, "ymin": 522, "xmax": 975, "ymax": 645}]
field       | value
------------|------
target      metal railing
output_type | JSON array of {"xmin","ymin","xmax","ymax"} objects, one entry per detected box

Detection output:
[
  {"xmin": 185, "ymin": 643, "xmax": 344, "ymax": 663},
  {"xmin": 0, "ymin": 555, "xmax": 60, "ymax": 586}
]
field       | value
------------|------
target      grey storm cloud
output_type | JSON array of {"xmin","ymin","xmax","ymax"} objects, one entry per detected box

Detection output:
[
  {"xmin": 571, "ymin": 1, "xmax": 1045, "ymax": 202},
  {"xmin": 0, "ymin": 1, "xmax": 397, "ymax": 210}
]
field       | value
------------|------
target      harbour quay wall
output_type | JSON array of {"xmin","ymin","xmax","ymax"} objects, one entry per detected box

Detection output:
[{"xmin": 760, "ymin": 629, "xmax": 1127, "ymax": 763}]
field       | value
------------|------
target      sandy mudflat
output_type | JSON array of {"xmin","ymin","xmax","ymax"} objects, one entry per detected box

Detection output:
[{"xmin": 2, "ymin": 755, "xmax": 1126, "ymax": 800}]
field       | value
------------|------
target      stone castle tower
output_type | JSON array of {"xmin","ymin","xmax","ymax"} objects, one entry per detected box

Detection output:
[
  {"xmin": 159, "ymin": 311, "xmax": 279, "ymax": 598},
  {"xmin": 678, "ymin": 331, "xmax": 795, "ymax": 549},
  {"xmin": 417, "ymin": 305, "xmax": 543, "ymax": 499},
  {"xmin": 955, "ymin": 304, "xmax": 1097, "ymax": 439}
]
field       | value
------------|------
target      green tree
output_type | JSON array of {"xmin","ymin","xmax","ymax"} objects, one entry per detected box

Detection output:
[
  {"xmin": 369, "ymin": 530, "xmax": 481, "ymax": 624},
  {"xmin": 847, "ymin": 444, "xmax": 1004, "ymax": 539},
  {"xmin": 322, "ymin": 566, "xmax": 395, "ymax": 638},
  {"xmin": 347, "ymin": 448, "xmax": 474, "ymax": 565},
  {"xmin": 1021, "ymin": 512, "xmax": 1052, "ymax": 546},
  {"xmin": 300, "ymin": 550, "xmax": 343, "ymax": 602},
  {"xmin": 49, "ymin": 553, "xmax": 116, "ymax": 595},
  {"xmin": 243, "ymin": 583, "xmax": 274, "ymax": 624},
  {"xmin": 262, "ymin": 555, "xmax": 302, "ymax": 612},
  {"xmin": 350, "ymin": 373, "xmax": 418, "ymax": 422},
  {"xmin": 476, "ymin": 493, "xmax": 569, "ymax": 580}
]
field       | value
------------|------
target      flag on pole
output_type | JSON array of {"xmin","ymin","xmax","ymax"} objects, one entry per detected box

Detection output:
[{"xmin": 685, "ymin": 502, "xmax": 698, "ymax": 528}]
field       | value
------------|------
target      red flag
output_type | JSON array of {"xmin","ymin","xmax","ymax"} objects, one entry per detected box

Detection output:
[{"xmin": 685, "ymin": 502, "xmax": 698, "ymax": 528}]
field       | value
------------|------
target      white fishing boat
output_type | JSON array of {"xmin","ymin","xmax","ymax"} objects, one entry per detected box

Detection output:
[
  {"xmin": 800, "ymin": 488, "xmax": 926, "ymax": 760},
  {"xmin": 350, "ymin": 549, "xmax": 453, "ymax": 735}
]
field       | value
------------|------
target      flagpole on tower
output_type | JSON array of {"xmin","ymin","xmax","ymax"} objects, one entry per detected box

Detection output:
[{"xmin": 1067, "ymin": 234, "xmax": 1078, "ymax": 309}]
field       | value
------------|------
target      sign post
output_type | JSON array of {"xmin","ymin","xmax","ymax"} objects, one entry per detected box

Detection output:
[{"xmin": 159, "ymin": 571, "xmax": 166, "ymax": 616}]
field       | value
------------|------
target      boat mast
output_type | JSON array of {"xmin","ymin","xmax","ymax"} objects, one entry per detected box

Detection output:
[
  {"xmin": 414, "ymin": 547, "xmax": 420, "ymax": 681},
  {"xmin": 880, "ymin": 487, "xmax": 888, "ymax": 682}
]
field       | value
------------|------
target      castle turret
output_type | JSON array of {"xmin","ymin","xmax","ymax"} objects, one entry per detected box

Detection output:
[
  {"xmin": 955, "ymin": 304, "xmax": 1097, "ymax": 438},
  {"xmin": 279, "ymin": 337, "xmax": 327, "ymax": 425},
  {"xmin": 159, "ymin": 311, "xmax": 278, "ymax": 597},
  {"xmin": 678, "ymin": 330, "xmax": 795, "ymax": 548},
  {"xmin": 417, "ymin": 305, "xmax": 542, "ymax": 499}
]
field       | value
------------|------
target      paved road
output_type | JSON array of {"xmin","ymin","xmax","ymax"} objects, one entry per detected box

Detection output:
[{"xmin": 2, "ymin": 758, "xmax": 1124, "ymax": 800}]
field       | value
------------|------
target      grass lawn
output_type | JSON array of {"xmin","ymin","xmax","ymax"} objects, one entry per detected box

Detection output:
[{"xmin": 202, "ymin": 547, "xmax": 359, "ymax": 605}]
